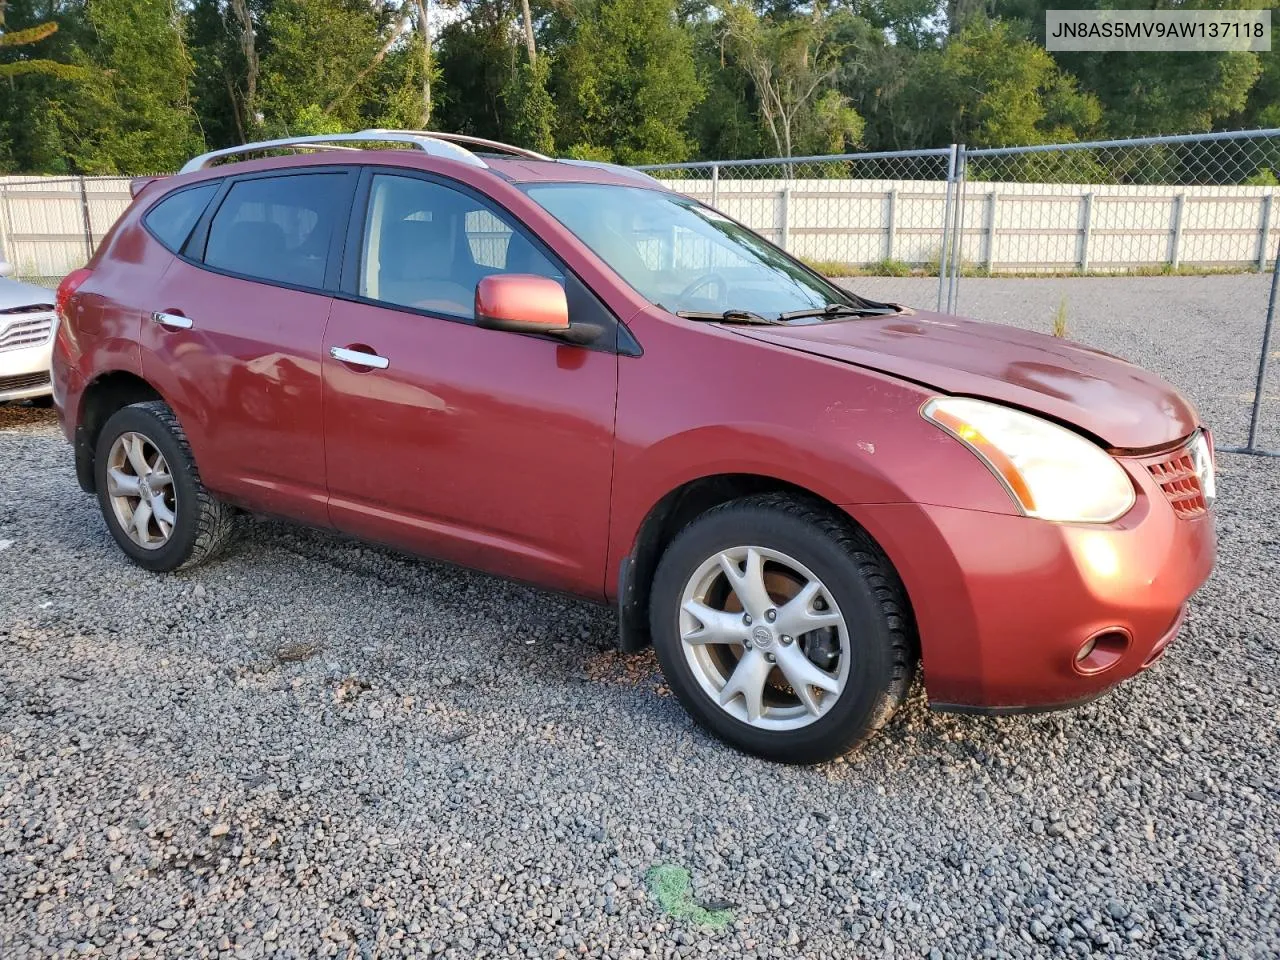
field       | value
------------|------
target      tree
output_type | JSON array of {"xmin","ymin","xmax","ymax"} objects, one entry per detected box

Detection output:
[
  {"xmin": 0, "ymin": 1, "xmax": 89, "ymax": 83},
  {"xmin": 67, "ymin": 0, "xmax": 204, "ymax": 174},
  {"xmin": 686, "ymin": 15, "xmax": 766, "ymax": 161},
  {"xmin": 257, "ymin": 0, "xmax": 428, "ymax": 135},
  {"xmin": 503, "ymin": 57, "xmax": 555, "ymax": 153},
  {"xmin": 436, "ymin": 0, "xmax": 517, "ymax": 139},
  {"xmin": 719, "ymin": 2, "xmax": 863, "ymax": 158},
  {"xmin": 0, "ymin": 0, "xmax": 95, "ymax": 172},
  {"xmin": 556, "ymin": 0, "xmax": 704, "ymax": 164},
  {"xmin": 993, "ymin": 0, "xmax": 1261, "ymax": 137},
  {"xmin": 926, "ymin": 20, "xmax": 1100, "ymax": 148}
]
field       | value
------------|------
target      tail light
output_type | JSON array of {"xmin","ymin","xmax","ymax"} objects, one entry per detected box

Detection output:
[{"xmin": 56, "ymin": 267, "xmax": 93, "ymax": 322}]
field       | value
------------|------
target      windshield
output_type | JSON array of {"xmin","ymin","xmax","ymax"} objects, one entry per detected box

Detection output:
[{"xmin": 523, "ymin": 183, "xmax": 872, "ymax": 319}]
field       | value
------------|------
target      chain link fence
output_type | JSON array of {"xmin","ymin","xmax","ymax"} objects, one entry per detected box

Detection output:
[
  {"xmin": 636, "ymin": 149, "xmax": 956, "ymax": 279},
  {"xmin": 0, "ymin": 176, "xmax": 135, "ymax": 288}
]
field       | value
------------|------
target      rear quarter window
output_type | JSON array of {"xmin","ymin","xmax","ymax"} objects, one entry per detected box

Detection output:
[
  {"xmin": 203, "ymin": 173, "xmax": 350, "ymax": 289},
  {"xmin": 143, "ymin": 183, "xmax": 219, "ymax": 253}
]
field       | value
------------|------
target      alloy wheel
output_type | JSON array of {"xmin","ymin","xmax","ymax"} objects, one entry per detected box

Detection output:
[
  {"xmin": 679, "ymin": 545, "xmax": 850, "ymax": 730},
  {"xmin": 105, "ymin": 431, "xmax": 177, "ymax": 550}
]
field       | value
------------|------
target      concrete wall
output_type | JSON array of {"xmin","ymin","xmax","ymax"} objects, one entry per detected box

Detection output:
[
  {"xmin": 0, "ymin": 177, "xmax": 134, "ymax": 280},
  {"xmin": 665, "ymin": 177, "xmax": 1280, "ymax": 272}
]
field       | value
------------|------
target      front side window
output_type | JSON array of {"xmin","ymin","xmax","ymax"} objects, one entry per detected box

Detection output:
[
  {"xmin": 144, "ymin": 183, "xmax": 218, "ymax": 253},
  {"xmin": 360, "ymin": 174, "xmax": 560, "ymax": 318},
  {"xmin": 204, "ymin": 173, "xmax": 348, "ymax": 288},
  {"xmin": 523, "ymin": 183, "xmax": 862, "ymax": 319}
]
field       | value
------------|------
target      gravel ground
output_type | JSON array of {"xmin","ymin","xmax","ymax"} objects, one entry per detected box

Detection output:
[{"xmin": 1, "ymin": 275, "xmax": 1277, "ymax": 960}]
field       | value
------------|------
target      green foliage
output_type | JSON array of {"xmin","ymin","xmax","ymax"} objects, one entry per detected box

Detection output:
[
  {"xmin": 436, "ymin": 3, "xmax": 515, "ymax": 140},
  {"xmin": 993, "ymin": 0, "xmax": 1261, "ymax": 137},
  {"xmin": 0, "ymin": 22, "xmax": 59, "ymax": 47},
  {"xmin": 503, "ymin": 57, "xmax": 555, "ymax": 154},
  {"xmin": 1052, "ymin": 296, "xmax": 1068, "ymax": 338},
  {"xmin": 719, "ymin": 2, "xmax": 865, "ymax": 157},
  {"xmin": 556, "ymin": 0, "xmax": 704, "ymax": 164},
  {"xmin": 0, "ymin": 6, "xmax": 92, "ymax": 100},
  {"xmin": 258, "ymin": 0, "xmax": 384, "ymax": 136},
  {"xmin": 932, "ymin": 21, "xmax": 1100, "ymax": 148},
  {"xmin": 66, "ymin": 0, "xmax": 204, "ymax": 174},
  {"xmin": 184, "ymin": 0, "xmax": 251, "ymax": 149},
  {"xmin": 564, "ymin": 142, "xmax": 613, "ymax": 161}
]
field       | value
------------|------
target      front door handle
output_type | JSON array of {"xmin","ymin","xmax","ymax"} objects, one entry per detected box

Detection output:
[
  {"xmin": 329, "ymin": 345, "xmax": 389, "ymax": 370},
  {"xmin": 152, "ymin": 311, "xmax": 193, "ymax": 331}
]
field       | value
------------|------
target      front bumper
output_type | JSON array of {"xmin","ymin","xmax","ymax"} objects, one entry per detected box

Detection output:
[
  {"xmin": 854, "ymin": 456, "xmax": 1215, "ymax": 710},
  {"xmin": 0, "ymin": 325, "xmax": 55, "ymax": 401}
]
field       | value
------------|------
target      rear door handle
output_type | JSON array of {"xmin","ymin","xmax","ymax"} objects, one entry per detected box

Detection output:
[
  {"xmin": 152, "ymin": 311, "xmax": 193, "ymax": 331},
  {"xmin": 329, "ymin": 345, "xmax": 389, "ymax": 370}
]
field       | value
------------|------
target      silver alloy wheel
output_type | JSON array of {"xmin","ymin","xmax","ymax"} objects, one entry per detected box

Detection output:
[
  {"xmin": 679, "ymin": 545, "xmax": 850, "ymax": 731},
  {"xmin": 105, "ymin": 431, "xmax": 177, "ymax": 550}
]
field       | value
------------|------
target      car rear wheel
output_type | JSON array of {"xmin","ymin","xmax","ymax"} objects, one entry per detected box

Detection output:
[
  {"xmin": 94, "ymin": 400, "xmax": 235, "ymax": 572},
  {"xmin": 649, "ymin": 494, "xmax": 915, "ymax": 764}
]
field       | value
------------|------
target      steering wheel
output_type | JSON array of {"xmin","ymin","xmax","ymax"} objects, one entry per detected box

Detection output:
[{"xmin": 677, "ymin": 272, "xmax": 728, "ymax": 306}]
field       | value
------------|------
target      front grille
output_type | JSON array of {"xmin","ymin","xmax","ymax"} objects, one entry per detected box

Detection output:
[
  {"xmin": 0, "ymin": 371, "xmax": 51, "ymax": 393},
  {"xmin": 1145, "ymin": 445, "xmax": 1207, "ymax": 519},
  {"xmin": 0, "ymin": 302, "xmax": 55, "ymax": 315},
  {"xmin": 0, "ymin": 313, "xmax": 55, "ymax": 353}
]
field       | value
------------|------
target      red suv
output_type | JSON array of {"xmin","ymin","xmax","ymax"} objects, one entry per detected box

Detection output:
[{"xmin": 52, "ymin": 131, "xmax": 1215, "ymax": 763}]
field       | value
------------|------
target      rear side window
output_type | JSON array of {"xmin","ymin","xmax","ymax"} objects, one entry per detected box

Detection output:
[
  {"xmin": 144, "ymin": 184, "xmax": 218, "ymax": 253},
  {"xmin": 204, "ymin": 173, "xmax": 348, "ymax": 289}
]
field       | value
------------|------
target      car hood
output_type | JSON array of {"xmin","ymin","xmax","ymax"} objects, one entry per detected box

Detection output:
[
  {"xmin": 731, "ymin": 309, "xmax": 1198, "ymax": 450},
  {"xmin": 0, "ymin": 277, "xmax": 56, "ymax": 311}
]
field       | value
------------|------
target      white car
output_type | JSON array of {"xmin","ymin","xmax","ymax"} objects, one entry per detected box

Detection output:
[{"xmin": 0, "ymin": 261, "xmax": 57, "ymax": 404}]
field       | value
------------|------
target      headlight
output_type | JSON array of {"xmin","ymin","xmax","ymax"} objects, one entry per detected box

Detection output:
[
  {"xmin": 922, "ymin": 397, "xmax": 1135, "ymax": 523},
  {"xmin": 1189, "ymin": 430, "xmax": 1216, "ymax": 507}
]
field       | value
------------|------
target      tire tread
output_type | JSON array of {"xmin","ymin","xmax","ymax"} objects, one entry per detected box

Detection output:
[
  {"xmin": 128, "ymin": 400, "xmax": 235, "ymax": 570},
  {"xmin": 651, "ymin": 491, "xmax": 917, "ymax": 762}
]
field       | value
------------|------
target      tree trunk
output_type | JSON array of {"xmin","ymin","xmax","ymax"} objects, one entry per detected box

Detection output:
[
  {"xmin": 229, "ymin": 0, "xmax": 258, "ymax": 140},
  {"xmin": 520, "ymin": 0, "xmax": 537, "ymax": 64},
  {"xmin": 414, "ymin": 0, "xmax": 431, "ymax": 124}
]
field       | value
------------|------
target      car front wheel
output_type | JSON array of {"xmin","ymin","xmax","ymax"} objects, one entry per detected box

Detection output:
[{"xmin": 649, "ymin": 494, "xmax": 915, "ymax": 764}]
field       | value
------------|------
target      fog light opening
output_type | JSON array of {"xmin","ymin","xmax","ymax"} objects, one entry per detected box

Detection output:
[{"xmin": 1073, "ymin": 629, "xmax": 1130, "ymax": 676}]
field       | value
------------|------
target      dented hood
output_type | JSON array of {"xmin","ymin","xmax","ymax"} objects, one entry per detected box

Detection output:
[{"xmin": 732, "ymin": 310, "xmax": 1198, "ymax": 450}]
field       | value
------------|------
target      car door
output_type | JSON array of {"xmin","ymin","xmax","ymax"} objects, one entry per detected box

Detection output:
[
  {"xmin": 141, "ymin": 168, "xmax": 355, "ymax": 526},
  {"xmin": 322, "ymin": 170, "xmax": 619, "ymax": 599}
]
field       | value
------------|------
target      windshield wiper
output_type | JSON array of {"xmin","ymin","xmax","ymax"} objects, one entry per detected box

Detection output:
[
  {"xmin": 675, "ymin": 309, "xmax": 784, "ymax": 326},
  {"xmin": 778, "ymin": 303, "xmax": 900, "ymax": 322}
]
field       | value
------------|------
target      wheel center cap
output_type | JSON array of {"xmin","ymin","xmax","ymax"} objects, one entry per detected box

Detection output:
[
  {"xmin": 751, "ymin": 625, "xmax": 774, "ymax": 648},
  {"xmin": 138, "ymin": 477, "xmax": 152, "ymax": 499}
]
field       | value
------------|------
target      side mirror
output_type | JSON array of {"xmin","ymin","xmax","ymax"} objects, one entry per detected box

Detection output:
[
  {"xmin": 0, "ymin": 260, "xmax": 13, "ymax": 279},
  {"xmin": 475, "ymin": 274, "xmax": 570, "ymax": 336}
]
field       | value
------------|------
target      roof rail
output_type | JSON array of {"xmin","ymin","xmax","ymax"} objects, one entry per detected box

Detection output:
[
  {"xmin": 366, "ymin": 129, "xmax": 551, "ymax": 161},
  {"xmin": 179, "ymin": 130, "xmax": 489, "ymax": 174}
]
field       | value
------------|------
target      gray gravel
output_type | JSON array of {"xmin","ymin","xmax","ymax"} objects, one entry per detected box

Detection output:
[{"xmin": 2, "ymin": 275, "xmax": 1278, "ymax": 959}]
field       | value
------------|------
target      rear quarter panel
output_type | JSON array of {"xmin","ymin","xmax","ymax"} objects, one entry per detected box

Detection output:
[{"xmin": 57, "ymin": 198, "xmax": 174, "ymax": 431}]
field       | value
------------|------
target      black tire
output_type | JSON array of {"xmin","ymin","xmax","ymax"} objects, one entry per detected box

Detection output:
[
  {"xmin": 94, "ymin": 400, "xmax": 235, "ymax": 572},
  {"xmin": 649, "ymin": 493, "xmax": 915, "ymax": 764}
]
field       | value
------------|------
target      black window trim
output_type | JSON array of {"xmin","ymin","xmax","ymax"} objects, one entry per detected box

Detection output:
[
  {"xmin": 179, "ymin": 165, "xmax": 359, "ymax": 297},
  {"xmin": 140, "ymin": 180, "xmax": 222, "ymax": 256},
  {"xmin": 335, "ymin": 167, "xmax": 641, "ymax": 357}
]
